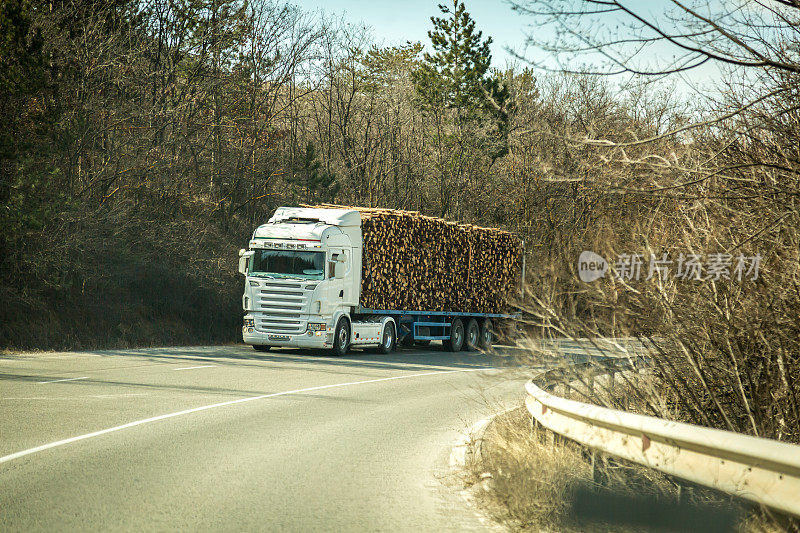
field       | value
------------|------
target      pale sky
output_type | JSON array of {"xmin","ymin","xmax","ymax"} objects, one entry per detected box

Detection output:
[
  {"xmin": 293, "ymin": 0, "xmax": 727, "ymax": 96},
  {"xmin": 294, "ymin": 0, "xmax": 532, "ymax": 69}
]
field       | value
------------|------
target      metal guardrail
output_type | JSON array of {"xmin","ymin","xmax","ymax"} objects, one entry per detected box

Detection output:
[{"xmin": 525, "ymin": 355, "xmax": 800, "ymax": 518}]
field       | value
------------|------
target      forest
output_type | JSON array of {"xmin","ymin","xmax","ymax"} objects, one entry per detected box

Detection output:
[
  {"xmin": 0, "ymin": 0, "xmax": 647, "ymax": 348},
  {"xmin": 1, "ymin": 0, "xmax": 799, "ymax": 443}
]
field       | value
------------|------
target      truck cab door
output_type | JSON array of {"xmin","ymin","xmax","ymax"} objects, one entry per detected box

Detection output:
[{"xmin": 324, "ymin": 249, "xmax": 348, "ymax": 314}]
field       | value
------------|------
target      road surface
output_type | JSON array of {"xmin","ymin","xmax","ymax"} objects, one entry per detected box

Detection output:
[{"xmin": 0, "ymin": 345, "xmax": 527, "ymax": 531}]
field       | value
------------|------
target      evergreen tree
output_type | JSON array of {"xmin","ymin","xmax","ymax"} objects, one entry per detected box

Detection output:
[
  {"xmin": 413, "ymin": 0, "xmax": 492, "ymax": 110},
  {"xmin": 0, "ymin": 0, "xmax": 54, "ymax": 258},
  {"xmin": 287, "ymin": 142, "xmax": 340, "ymax": 204},
  {"xmin": 482, "ymin": 72, "xmax": 513, "ymax": 159},
  {"xmin": 412, "ymin": 0, "xmax": 512, "ymax": 168}
]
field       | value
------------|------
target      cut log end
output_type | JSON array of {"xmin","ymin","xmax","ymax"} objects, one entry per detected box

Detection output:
[{"xmin": 304, "ymin": 204, "xmax": 522, "ymax": 313}]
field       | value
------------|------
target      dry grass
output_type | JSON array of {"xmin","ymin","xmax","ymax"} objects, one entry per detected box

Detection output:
[
  {"xmin": 464, "ymin": 405, "xmax": 791, "ymax": 532},
  {"xmin": 463, "ymin": 407, "xmax": 591, "ymax": 532}
]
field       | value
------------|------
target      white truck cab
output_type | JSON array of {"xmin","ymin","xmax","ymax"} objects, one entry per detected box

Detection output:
[{"xmin": 239, "ymin": 207, "xmax": 395, "ymax": 355}]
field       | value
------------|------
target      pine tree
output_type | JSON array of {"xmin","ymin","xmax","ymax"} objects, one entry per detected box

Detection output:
[
  {"xmin": 412, "ymin": 1, "xmax": 512, "ymax": 159},
  {"xmin": 413, "ymin": 0, "xmax": 492, "ymax": 111},
  {"xmin": 0, "ymin": 0, "xmax": 54, "ymax": 258},
  {"xmin": 287, "ymin": 142, "xmax": 340, "ymax": 204}
]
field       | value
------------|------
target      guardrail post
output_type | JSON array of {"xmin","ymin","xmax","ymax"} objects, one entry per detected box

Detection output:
[
  {"xmin": 590, "ymin": 450, "xmax": 610, "ymax": 489},
  {"xmin": 590, "ymin": 451, "xmax": 602, "ymax": 488},
  {"xmin": 676, "ymin": 482, "xmax": 692, "ymax": 505}
]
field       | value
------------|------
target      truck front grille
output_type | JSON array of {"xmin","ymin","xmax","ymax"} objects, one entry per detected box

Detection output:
[
  {"xmin": 256, "ymin": 314, "xmax": 306, "ymax": 334},
  {"xmin": 254, "ymin": 281, "xmax": 309, "ymax": 334}
]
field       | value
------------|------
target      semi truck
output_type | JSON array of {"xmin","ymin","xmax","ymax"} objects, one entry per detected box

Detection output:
[{"xmin": 238, "ymin": 206, "xmax": 520, "ymax": 355}]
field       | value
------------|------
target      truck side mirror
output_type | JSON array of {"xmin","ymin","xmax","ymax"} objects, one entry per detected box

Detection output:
[
  {"xmin": 334, "ymin": 261, "xmax": 346, "ymax": 279},
  {"xmin": 332, "ymin": 254, "xmax": 347, "ymax": 279},
  {"xmin": 238, "ymin": 249, "xmax": 254, "ymax": 275}
]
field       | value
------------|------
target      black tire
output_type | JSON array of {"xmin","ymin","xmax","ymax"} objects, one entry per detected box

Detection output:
[
  {"xmin": 332, "ymin": 317, "xmax": 351, "ymax": 356},
  {"xmin": 446, "ymin": 318, "xmax": 465, "ymax": 352},
  {"xmin": 378, "ymin": 322, "xmax": 396, "ymax": 354},
  {"xmin": 253, "ymin": 345, "xmax": 271, "ymax": 352},
  {"xmin": 464, "ymin": 319, "xmax": 480, "ymax": 351},
  {"xmin": 415, "ymin": 340, "xmax": 431, "ymax": 347},
  {"xmin": 480, "ymin": 319, "xmax": 494, "ymax": 351}
]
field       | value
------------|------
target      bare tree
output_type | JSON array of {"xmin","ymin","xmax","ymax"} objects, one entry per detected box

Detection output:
[
  {"xmin": 510, "ymin": 0, "xmax": 800, "ymax": 76},
  {"xmin": 507, "ymin": 0, "xmax": 800, "ymax": 459}
]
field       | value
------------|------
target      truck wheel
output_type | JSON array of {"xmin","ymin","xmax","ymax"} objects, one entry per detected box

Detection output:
[
  {"xmin": 332, "ymin": 318, "xmax": 351, "ymax": 356},
  {"xmin": 379, "ymin": 322, "xmax": 396, "ymax": 354},
  {"xmin": 446, "ymin": 318, "xmax": 464, "ymax": 352},
  {"xmin": 464, "ymin": 319, "xmax": 480, "ymax": 351},
  {"xmin": 253, "ymin": 345, "xmax": 270, "ymax": 352},
  {"xmin": 480, "ymin": 319, "xmax": 494, "ymax": 350}
]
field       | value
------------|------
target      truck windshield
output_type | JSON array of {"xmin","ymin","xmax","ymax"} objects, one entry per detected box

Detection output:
[{"xmin": 250, "ymin": 249, "xmax": 324, "ymax": 280}]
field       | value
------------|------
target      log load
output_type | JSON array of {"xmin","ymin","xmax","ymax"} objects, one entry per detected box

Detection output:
[{"xmin": 305, "ymin": 204, "xmax": 522, "ymax": 313}]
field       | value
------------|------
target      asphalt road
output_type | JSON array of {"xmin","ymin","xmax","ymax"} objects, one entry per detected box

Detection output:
[{"xmin": 0, "ymin": 345, "xmax": 528, "ymax": 531}]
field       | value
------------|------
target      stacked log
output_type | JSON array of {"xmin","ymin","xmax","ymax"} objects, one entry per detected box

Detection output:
[{"xmin": 306, "ymin": 204, "xmax": 522, "ymax": 313}]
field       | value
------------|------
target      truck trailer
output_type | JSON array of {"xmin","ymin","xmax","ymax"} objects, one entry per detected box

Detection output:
[{"xmin": 238, "ymin": 206, "xmax": 521, "ymax": 355}]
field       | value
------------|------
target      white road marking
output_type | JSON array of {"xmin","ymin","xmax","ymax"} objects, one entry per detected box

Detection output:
[
  {"xmin": 0, "ymin": 368, "xmax": 487, "ymax": 464},
  {"xmin": 258, "ymin": 352, "xmax": 497, "ymax": 372},
  {"xmin": 37, "ymin": 377, "xmax": 88, "ymax": 384},
  {"xmin": 172, "ymin": 365, "xmax": 214, "ymax": 371}
]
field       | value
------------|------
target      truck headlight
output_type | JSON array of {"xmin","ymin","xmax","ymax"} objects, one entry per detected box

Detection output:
[
  {"xmin": 243, "ymin": 318, "xmax": 255, "ymax": 327},
  {"xmin": 307, "ymin": 323, "xmax": 327, "ymax": 337}
]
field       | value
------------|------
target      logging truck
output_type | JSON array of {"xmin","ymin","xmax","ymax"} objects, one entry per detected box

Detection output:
[{"xmin": 238, "ymin": 206, "xmax": 520, "ymax": 356}]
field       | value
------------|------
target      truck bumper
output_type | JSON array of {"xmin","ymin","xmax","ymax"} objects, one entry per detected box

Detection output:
[{"xmin": 242, "ymin": 327, "xmax": 333, "ymax": 350}]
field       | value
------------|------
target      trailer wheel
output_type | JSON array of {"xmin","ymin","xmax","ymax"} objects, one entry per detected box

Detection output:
[
  {"xmin": 332, "ymin": 318, "xmax": 351, "ymax": 356},
  {"xmin": 378, "ymin": 322, "xmax": 396, "ymax": 354},
  {"xmin": 446, "ymin": 318, "xmax": 465, "ymax": 352},
  {"xmin": 480, "ymin": 319, "xmax": 494, "ymax": 351},
  {"xmin": 252, "ymin": 345, "xmax": 271, "ymax": 352},
  {"xmin": 464, "ymin": 319, "xmax": 480, "ymax": 351}
]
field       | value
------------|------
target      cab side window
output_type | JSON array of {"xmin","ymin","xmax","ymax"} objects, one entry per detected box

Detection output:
[{"xmin": 328, "ymin": 253, "xmax": 339, "ymax": 279}]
